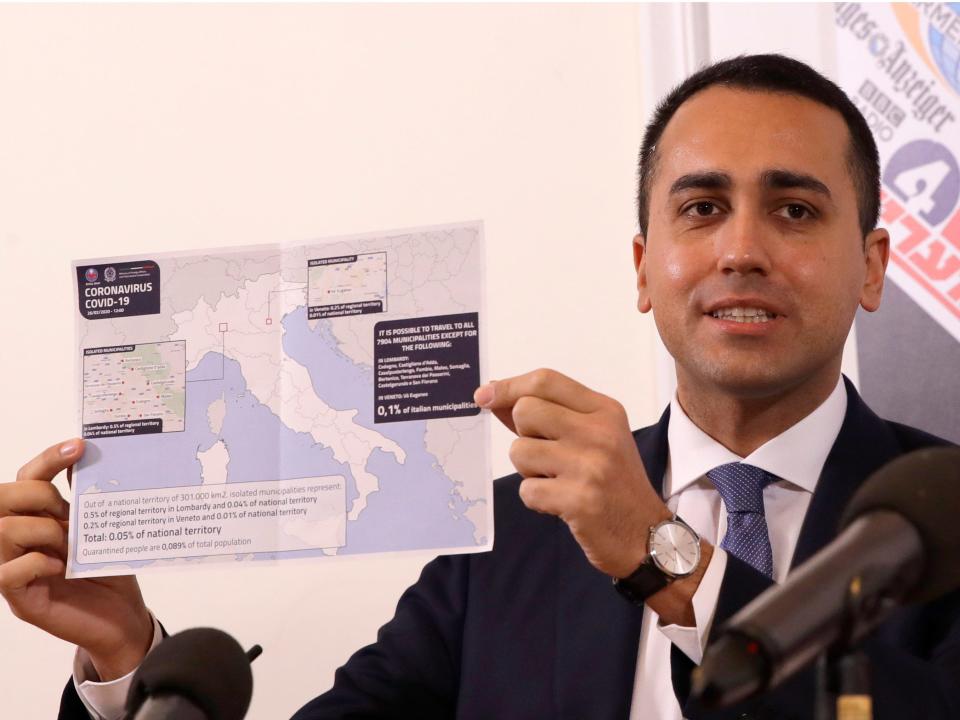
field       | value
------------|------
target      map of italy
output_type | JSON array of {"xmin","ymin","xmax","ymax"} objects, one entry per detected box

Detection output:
[{"xmin": 69, "ymin": 222, "xmax": 490, "ymax": 578}]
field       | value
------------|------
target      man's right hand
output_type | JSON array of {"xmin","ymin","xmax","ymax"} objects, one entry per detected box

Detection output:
[{"xmin": 0, "ymin": 439, "xmax": 154, "ymax": 681}]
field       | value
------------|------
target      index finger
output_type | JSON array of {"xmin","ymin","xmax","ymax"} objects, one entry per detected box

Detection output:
[
  {"xmin": 474, "ymin": 369, "xmax": 604, "ymax": 426},
  {"xmin": 15, "ymin": 439, "xmax": 85, "ymax": 484},
  {"xmin": 0, "ymin": 482, "xmax": 70, "ymax": 521}
]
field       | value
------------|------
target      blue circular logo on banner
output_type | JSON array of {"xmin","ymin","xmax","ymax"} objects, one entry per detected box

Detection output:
[
  {"xmin": 84, "ymin": 267, "xmax": 99, "ymax": 283},
  {"xmin": 928, "ymin": 3, "xmax": 960, "ymax": 94}
]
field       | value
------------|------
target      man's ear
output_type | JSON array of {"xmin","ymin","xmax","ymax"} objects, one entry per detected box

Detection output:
[
  {"xmin": 633, "ymin": 233, "xmax": 652, "ymax": 313},
  {"xmin": 859, "ymin": 227, "xmax": 890, "ymax": 313}
]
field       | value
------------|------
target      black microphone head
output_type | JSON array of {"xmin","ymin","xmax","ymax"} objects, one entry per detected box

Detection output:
[
  {"xmin": 840, "ymin": 446, "xmax": 960, "ymax": 604},
  {"xmin": 690, "ymin": 632, "xmax": 769, "ymax": 709},
  {"xmin": 125, "ymin": 627, "xmax": 253, "ymax": 720}
]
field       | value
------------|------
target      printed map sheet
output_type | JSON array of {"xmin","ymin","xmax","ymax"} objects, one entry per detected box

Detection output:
[{"xmin": 68, "ymin": 222, "xmax": 490, "ymax": 578}]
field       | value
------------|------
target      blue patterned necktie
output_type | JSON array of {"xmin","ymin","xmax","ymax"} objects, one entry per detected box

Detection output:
[{"xmin": 707, "ymin": 462, "xmax": 777, "ymax": 578}]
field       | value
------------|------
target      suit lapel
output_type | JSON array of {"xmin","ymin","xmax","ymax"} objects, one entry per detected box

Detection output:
[
  {"xmin": 791, "ymin": 377, "xmax": 901, "ymax": 568},
  {"xmin": 639, "ymin": 406, "xmax": 671, "ymax": 499},
  {"xmin": 554, "ymin": 407, "xmax": 671, "ymax": 719}
]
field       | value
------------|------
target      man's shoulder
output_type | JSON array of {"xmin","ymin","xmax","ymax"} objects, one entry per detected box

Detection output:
[
  {"xmin": 846, "ymin": 376, "xmax": 956, "ymax": 454},
  {"xmin": 882, "ymin": 418, "xmax": 956, "ymax": 452}
]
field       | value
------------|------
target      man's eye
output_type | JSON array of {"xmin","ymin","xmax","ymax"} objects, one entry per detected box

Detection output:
[
  {"xmin": 776, "ymin": 203, "xmax": 814, "ymax": 220},
  {"xmin": 684, "ymin": 201, "xmax": 720, "ymax": 217}
]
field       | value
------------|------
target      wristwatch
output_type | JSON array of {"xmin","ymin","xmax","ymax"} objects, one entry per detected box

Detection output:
[{"xmin": 613, "ymin": 516, "xmax": 701, "ymax": 605}]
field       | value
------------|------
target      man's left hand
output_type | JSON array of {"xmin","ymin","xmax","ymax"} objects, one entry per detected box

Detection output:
[{"xmin": 474, "ymin": 369, "xmax": 672, "ymax": 579}]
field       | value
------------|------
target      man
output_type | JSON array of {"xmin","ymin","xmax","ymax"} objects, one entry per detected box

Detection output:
[{"xmin": 2, "ymin": 54, "xmax": 958, "ymax": 719}]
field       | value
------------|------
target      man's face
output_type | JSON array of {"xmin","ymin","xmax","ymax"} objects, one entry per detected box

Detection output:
[{"xmin": 635, "ymin": 87, "xmax": 888, "ymax": 401}]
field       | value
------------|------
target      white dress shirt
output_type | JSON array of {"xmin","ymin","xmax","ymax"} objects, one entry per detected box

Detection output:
[
  {"xmin": 628, "ymin": 376, "xmax": 848, "ymax": 720},
  {"xmin": 74, "ymin": 377, "xmax": 848, "ymax": 720},
  {"xmin": 74, "ymin": 613, "xmax": 164, "ymax": 720}
]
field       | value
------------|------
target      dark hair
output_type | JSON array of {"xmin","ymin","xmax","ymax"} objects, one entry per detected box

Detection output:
[{"xmin": 636, "ymin": 54, "xmax": 880, "ymax": 238}]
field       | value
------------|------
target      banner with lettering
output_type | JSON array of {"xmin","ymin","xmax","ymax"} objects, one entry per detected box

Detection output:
[{"xmin": 835, "ymin": 2, "xmax": 960, "ymax": 442}]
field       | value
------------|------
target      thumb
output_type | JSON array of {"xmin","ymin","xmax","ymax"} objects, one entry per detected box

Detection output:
[{"xmin": 474, "ymin": 382, "xmax": 517, "ymax": 434}]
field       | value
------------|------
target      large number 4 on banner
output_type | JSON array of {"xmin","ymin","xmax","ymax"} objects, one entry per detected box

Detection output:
[{"xmin": 891, "ymin": 159, "xmax": 952, "ymax": 217}]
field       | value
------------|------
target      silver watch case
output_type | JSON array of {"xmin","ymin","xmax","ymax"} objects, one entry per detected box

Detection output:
[{"xmin": 647, "ymin": 516, "xmax": 702, "ymax": 579}]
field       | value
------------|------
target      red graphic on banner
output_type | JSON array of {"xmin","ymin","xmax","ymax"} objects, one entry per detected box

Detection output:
[{"xmin": 881, "ymin": 190, "xmax": 960, "ymax": 320}]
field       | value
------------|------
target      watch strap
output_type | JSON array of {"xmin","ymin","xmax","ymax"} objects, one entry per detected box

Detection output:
[{"xmin": 613, "ymin": 559, "xmax": 671, "ymax": 606}]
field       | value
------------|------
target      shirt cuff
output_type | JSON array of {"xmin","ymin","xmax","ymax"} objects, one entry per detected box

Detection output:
[
  {"xmin": 72, "ymin": 613, "xmax": 164, "ymax": 720},
  {"xmin": 657, "ymin": 546, "xmax": 728, "ymax": 664}
]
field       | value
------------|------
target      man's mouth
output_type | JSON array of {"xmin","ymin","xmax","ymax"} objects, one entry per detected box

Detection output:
[{"xmin": 708, "ymin": 307, "xmax": 778, "ymax": 323}]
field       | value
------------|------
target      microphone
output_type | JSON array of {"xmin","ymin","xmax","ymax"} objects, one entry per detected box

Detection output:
[
  {"xmin": 692, "ymin": 446, "xmax": 960, "ymax": 708},
  {"xmin": 125, "ymin": 627, "xmax": 256, "ymax": 720}
]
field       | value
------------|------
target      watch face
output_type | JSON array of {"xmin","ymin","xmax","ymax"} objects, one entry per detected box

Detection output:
[{"xmin": 650, "ymin": 521, "xmax": 700, "ymax": 577}]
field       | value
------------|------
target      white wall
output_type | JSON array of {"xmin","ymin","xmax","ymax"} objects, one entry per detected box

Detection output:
[{"xmin": 0, "ymin": 5, "xmax": 652, "ymax": 718}]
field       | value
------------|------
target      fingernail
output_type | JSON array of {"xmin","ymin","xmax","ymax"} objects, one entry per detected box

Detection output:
[
  {"xmin": 474, "ymin": 383, "xmax": 495, "ymax": 408},
  {"xmin": 59, "ymin": 441, "xmax": 78, "ymax": 457}
]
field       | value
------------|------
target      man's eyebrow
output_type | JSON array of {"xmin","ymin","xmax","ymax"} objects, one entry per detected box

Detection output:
[
  {"xmin": 760, "ymin": 169, "xmax": 832, "ymax": 198},
  {"xmin": 668, "ymin": 172, "xmax": 732, "ymax": 195}
]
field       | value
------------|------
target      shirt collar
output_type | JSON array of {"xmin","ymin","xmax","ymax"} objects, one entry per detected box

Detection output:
[{"xmin": 665, "ymin": 376, "xmax": 848, "ymax": 498}]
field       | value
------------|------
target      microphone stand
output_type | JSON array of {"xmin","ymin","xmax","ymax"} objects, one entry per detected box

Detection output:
[
  {"xmin": 815, "ymin": 649, "xmax": 871, "ymax": 720},
  {"xmin": 814, "ymin": 576, "xmax": 874, "ymax": 720}
]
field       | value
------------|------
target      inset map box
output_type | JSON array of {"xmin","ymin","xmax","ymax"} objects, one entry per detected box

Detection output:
[
  {"xmin": 307, "ymin": 252, "xmax": 387, "ymax": 319},
  {"xmin": 82, "ymin": 341, "xmax": 186, "ymax": 438}
]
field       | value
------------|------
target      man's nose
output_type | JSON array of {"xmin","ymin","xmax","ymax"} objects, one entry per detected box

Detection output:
[{"xmin": 714, "ymin": 210, "xmax": 772, "ymax": 276}]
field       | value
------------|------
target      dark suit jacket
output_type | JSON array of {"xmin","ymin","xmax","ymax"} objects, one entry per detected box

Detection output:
[{"xmin": 59, "ymin": 379, "xmax": 959, "ymax": 719}]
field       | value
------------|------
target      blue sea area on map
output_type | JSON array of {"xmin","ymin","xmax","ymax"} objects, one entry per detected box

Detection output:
[
  {"xmin": 74, "ymin": 350, "xmax": 353, "ymax": 570},
  {"xmin": 281, "ymin": 306, "xmax": 478, "ymax": 552},
  {"xmin": 77, "ymin": 351, "xmax": 349, "ymax": 493}
]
